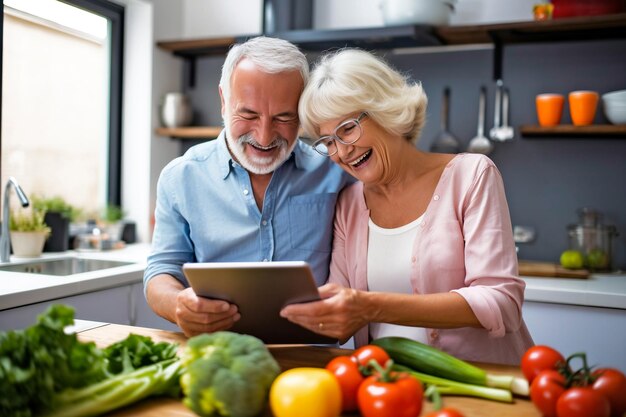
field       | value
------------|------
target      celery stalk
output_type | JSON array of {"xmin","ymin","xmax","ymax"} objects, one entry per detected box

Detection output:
[{"xmin": 394, "ymin": 364, "xmax": 513, "ymax": 403}]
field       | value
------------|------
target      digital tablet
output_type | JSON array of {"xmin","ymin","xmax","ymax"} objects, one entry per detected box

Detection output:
[{"xmin": 183, "ymin": 261, "xmax": 337, "ymax": 345}]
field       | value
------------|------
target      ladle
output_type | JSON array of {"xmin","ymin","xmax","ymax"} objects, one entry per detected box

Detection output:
[
  {"xmin": 467, "ymin": 86, "xmax": 493, "ymax": 155},
  {"xmin": 430, "ymin": 87, "xmax": 460, "ymax": 154}
]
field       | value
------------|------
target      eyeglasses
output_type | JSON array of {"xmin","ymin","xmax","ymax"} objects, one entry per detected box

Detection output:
[{"xmin": 312, "ymin": 112, "xmax": 368, "ymax": 156}]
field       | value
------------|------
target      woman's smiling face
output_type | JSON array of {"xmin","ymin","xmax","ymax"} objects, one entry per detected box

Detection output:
[{"xmin": 319, "ymin": 113, "xmax": 394, "ymax": 185}]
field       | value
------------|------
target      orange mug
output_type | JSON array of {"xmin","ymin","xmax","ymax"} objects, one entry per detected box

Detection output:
[
  {"xmin": 536, "ymin": 94, "xmax": 565, "ymax": 126},
  {"xmin": 569, "ymin": 90, "xmax": 599, "ymax": 126}
]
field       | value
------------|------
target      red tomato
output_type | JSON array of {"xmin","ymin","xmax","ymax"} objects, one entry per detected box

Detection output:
[
  {"xmin": 556, "ymin": 387, "xmax": 610, "ymax": 417},
  {"xmin": 352, "ymin": 345, "xmax": 391, "ymax": 369},
  {"xmin": 592, "ymin": 368, "xmax": 626, "ymax": 417},
  {"xmin": 357, "ymin": 373, "xmax": 423, "ymax": 417},
  {"xmin": 423, "ymin": 408, "xmax": 465, "ymax": 417},
  {"xmin": 325, "ymin": 355, "xmax": 365, "ymax": 412},
  {"xmin": 529, "ymin": 369, "xmax": 566, "ymax": 417},
  {"xmin": 521, "ymin": 345, "xmax": 566, "ymax": 383}
]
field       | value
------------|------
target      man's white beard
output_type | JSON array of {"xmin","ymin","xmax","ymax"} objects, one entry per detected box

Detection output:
[{"xmin": 224, "ymin": 122, "xmax": 297, "ymax": 175}]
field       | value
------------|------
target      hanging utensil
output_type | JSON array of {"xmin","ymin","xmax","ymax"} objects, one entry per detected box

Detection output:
[
  {"xmin": 497, "ymin": 87, "xmax": 514, "ymax": 141},
  {"xmin": 467, "ymin": 86, "xmax": 493, "ymax": 155},
  {"xmin": 430, "ymin": 86, "xmax": 461, "ymax": 154},
  {"xmin": 489, "ymin": 79, "xmax": 504, "ymax": 141}
]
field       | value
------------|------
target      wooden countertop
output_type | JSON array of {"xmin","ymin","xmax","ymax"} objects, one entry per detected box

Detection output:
[{"xmin": 77, "ymin": 324, "xmax": 540, "ymax": 417}]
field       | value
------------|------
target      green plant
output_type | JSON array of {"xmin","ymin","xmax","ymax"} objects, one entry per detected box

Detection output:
[
  {"xmin": 31, "ymin": 195, "xmax": 81, "ymax": 222},
  {"xmin": 9, "ymin": 208, "xmax": 51, "ymax": 234},
  {"xmin": 102, "ymin": 204, "xmax": 125, "ymax": 223}
]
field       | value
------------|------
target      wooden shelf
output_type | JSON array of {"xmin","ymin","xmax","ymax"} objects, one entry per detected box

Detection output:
[
  {"xmin": 436, "ymin": 13, "xmax": 626, "ymax": 45},
  {"xmin": 520, "ymin": 124, "xmax": 626, "ymax": 138},
  {"xmin": 155, "ymin": 126, "xmax": 222, "ymax": 139},
  {"xmin": 156, "ymin": 14, "xmax": 626, "ymax": 58}
]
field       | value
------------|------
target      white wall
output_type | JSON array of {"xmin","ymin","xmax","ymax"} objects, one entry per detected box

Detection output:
[
  {"xmin": 117, "ymin": 0, "xmax": 153, "ymax": 245},
  {"xmin": 182, "ymin": 0, "xmax": 262, "ymax": 38}
]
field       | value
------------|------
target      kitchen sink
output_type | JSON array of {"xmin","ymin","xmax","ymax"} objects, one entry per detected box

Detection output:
[{"xmin": 0, "ymin": 256, "xmax": 134, "ymax": 276}]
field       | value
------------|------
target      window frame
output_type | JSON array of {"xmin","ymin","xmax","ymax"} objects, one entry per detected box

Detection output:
[{"xmin": 0, "ymin": 0, "xmax": 125, "ymax": 206}]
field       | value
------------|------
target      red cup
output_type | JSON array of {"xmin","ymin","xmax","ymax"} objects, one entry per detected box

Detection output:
[
  {"xmin": 536, "ymin": 94, "xmax": 565, "ymax": 126},
  {"xmin": 569, "ymin": 91, "xmax": 599, "ymax": 126}
]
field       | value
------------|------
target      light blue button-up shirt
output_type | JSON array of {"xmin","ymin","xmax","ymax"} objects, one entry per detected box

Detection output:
[{"xmin": 144, "ymin": 131, "xmax": 354, "ymax": 288}]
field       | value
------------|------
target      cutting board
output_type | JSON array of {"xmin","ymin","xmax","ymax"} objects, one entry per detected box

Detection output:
[{"xmin": 519, "ymin": 260, "xmax": 590, "ymax": 279}]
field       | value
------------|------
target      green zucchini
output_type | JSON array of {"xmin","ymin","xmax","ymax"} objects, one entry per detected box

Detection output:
[{"xmin": 372, "ymin": 336, "xmax": 528, "ymax": 396}]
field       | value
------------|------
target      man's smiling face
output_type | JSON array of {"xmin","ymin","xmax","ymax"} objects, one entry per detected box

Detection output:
[{"xmin": 221, "ymin": 58, "xmax": 303, "ymax": 175}]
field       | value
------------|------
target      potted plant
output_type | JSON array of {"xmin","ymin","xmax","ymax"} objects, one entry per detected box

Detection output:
[
  {"xmin": 9, "ymin": 208, "xmax": 51, "ymax": 257},
  {"xmin": 31, "ymin": 195, "xmax": 81, "ymax": 252},
  {"xmin": 100, "ymin": 204, "xmax": 125, "ymax": 242}
]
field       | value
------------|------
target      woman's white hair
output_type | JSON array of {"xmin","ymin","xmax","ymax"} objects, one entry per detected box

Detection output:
[
  {"xmin": 299, "ymin": 49, "xmax": 428, "ymax": 143},
  {"xmin": 220, "ymin": 36, "xmax": 309, "ymax": 103}
]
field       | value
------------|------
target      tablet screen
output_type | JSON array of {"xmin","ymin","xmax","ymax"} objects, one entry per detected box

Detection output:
[{"xmin": 183, "ymin": 261, "xmax": 337, "ymax": 344}]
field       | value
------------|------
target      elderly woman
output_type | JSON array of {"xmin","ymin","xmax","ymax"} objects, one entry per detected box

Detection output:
[{"xmin": 280, "ymin": 49, "xmax": 533, "ymax": 365}]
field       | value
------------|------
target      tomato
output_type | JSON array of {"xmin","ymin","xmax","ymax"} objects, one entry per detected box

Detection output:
[
  {"xmin": 352, "ymin": 345, "xmax": 391, "ymax": 369},
  {"xmin": 592, "ymin": 368, "xmax": 626, "ymax": 417},
  {"xmin": 423, "ymin": 408, "xmax": 465, "ymax": 417},
  {"xmin": 325, "ymin": 355, "xmax": 364, "ymax": 412},
  {"xmin": 270, "ymin": 368, "xmax": 342, "ymax": 417},
  {"xmin": 530, "ymin": 369, "xmax": 567, "ymax": 417},
  {"xmin": 556, "ymin": 387, "xmax": 610, "ymax": 417},
  {"xmin": 357, "ymin": 373, "xmax": 423, "ymax": 417},
  {"xmin": 521, "ymin": 345, "xmax": 566, "ymax": 383}
]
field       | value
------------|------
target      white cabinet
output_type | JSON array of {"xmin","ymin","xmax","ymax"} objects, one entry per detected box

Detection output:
[
  {"xmin": 0, "ymin": 282, "xmax": 180, "ymax": 333},
  {"xmin": 130, "ymin": 282, "xmax": 179, "ymax": 331},
  {"xmin": 523, "ymin": 301, "xmax": 626, "ymax": 373},
  {"xmin": 0, "ymin": 285, "xmax": 135, "ymax": 331}
]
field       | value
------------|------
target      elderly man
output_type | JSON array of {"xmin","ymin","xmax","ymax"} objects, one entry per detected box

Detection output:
[{"xmin": 144, "ymin": 37, "xmax": 353, "ymax": 336}]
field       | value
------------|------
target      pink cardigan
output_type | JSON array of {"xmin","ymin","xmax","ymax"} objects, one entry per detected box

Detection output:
[{"xmin": 329, "ymin": 153, "xmax": 534, "ymax": 365}]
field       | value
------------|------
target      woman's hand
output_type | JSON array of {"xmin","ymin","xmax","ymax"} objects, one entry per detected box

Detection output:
[{"xmin": 280, "ymin": 283, "xmax": 373, "ymax": 343}]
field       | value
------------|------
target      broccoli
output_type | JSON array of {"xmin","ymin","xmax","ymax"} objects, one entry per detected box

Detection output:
[{"xmin": 180, "ymin": 331, "xmax": 281, "ymax": 417}]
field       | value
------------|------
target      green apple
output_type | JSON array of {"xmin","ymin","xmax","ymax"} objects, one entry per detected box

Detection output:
[
  {"xmin": 560, "ymin": 250, "xmax": 584, "ymax": 269},
  {"xmin": 586, "ymin": 249, "xmax": 608, "ymax": 270}
]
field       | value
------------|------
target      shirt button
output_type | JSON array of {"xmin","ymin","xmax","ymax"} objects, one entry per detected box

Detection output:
[
  {"xmin": 243, "ymin": 189, "xmax": 249, "ymax": 196},
  {"xmin": 430, "ymin": 330, "xmax": 439, "ymax": 339},
  {"xmin": 433, "ymin": 195, "xmax": 440, "ymax": 201},
  {"xmin": 411, "ymin": 256, "xmax": 416, "ymax": 263},
  {"xmin": 261, "ymin": 220, "xmax": 267, "ymax": 226}
]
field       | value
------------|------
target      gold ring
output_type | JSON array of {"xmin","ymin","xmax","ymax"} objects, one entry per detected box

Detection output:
[{"xmin": 318, "ymin": 322, "xmax": 324, "ymax": 330}]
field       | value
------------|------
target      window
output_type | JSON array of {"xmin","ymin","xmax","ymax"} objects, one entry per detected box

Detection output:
[{"xmin": 1, "ymin": 0, "xmax": 123, "ymax": 218}]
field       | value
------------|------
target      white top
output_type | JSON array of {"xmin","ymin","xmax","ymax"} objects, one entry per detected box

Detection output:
[{"xmin": 367, "ymin": 214, "xmax": 428, "ymax": 343}]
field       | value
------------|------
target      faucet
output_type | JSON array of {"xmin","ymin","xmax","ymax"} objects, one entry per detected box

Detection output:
[{"xmin": 1, "ymin": 177, "xmax": 30, "ymax": 262}]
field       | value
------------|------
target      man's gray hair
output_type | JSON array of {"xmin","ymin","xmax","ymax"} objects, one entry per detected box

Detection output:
[{"xmin": 220, "ymin": 36, "xmax": 309, "ymax": 103}]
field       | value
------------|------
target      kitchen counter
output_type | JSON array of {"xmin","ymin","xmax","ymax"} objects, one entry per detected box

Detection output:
[
  {"xmin": 0, "ymin": 244, "xmax": 150, "ymax": 311},
  {"xmin": 1, "ymin": 243, "xmax": 625, "ymax": 311},
  {"xmin": 520, "ymin": 272, "xmax": 626, "ymax": 309},
  {"xmin": 77, "ymin": 322, "xmax": 540, "ymax": 417}
]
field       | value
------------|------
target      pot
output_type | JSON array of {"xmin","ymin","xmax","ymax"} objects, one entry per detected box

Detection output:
[
  {"xmin": 159, "ymin": 93, "xmax": 193, "ymax": 128},
  {"xmin": 380, "ymin": 0, "xmax": 457, "ymax": 26}
]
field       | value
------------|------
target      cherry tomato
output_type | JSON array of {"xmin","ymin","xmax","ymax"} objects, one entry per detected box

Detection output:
[
  {"xmin": 521, "ymin": 345, "xmax": 566, "ymax": 383},
  {"xmin": 352, "ymin": 345, "xmax": 391, "ymax": 369},
  {"xmin": 592, "ymin": 368, "xmax": 626, "ymax": 417},
  {"xmin": 357, "ymin": 373, "xmax": 423, "ymax": 417},
  {"xmin": 529, "ymin": 369, "xmax": 566, "ymax": 417},
  {"xmin": 423, "ymin": 408, "xmax": 465, "ymax": 417},
  {"xmin": 556, "ymin": 387, "xmax": 610, "ymax": 417},
  {"xmin": 325, "ymin": 355, "xmax": 365, "ymax": 412}
]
